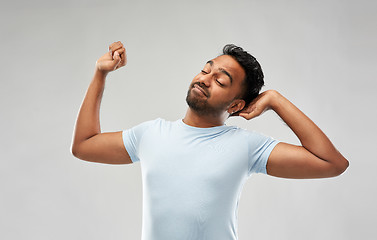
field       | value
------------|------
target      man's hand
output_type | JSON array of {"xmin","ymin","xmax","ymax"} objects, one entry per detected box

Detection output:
[
  {"xmin": 96, "ymin": 41, "xmax": 127, "ymax": 74},
  {"xmin": 235, "ymin": 90, "xmax": 276, "ymax": 120}
]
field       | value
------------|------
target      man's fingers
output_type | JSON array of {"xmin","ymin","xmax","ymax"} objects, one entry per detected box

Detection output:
[
  {"xmin": 110, "ymin": 44, "xmax": 126, "ymax": 68},
  {"xmin": 238, "ymin": 106, "xmax": 261, "ymax": 120},
  {"xmin": 116, "ymin": 47, "xmax": 125, "ymax": 55},
  {"xmin": 240, "ymin": 112, "xmax": 257, "ymax": 120},
  {"xmin": 111, "ymin": 44, "xmax": 124, "ymax": 54},
  {"xmin": 113, "ymin": 51, "xmax": 122, "ymax": 66},
  {"xmin": 119, "ymin": 48, "xmax": 127, "ymax": 66},
  {"xmin": 239, "ymin": 112, "xmax": 249, "ymax": 119},
  {"xmin": 116, "ymin": 47, "xmax": 126, "ymax": 59},
  {"xmin": 109, "ymin": 41, "xmax": 124, "ymax": 55},
  {"xmin": 108, "ymin": 41, "xmax": 121, "ymax": 51},
  {"xmin": 113, "ymin": 51, "xmax": 122, "ymax": 69}
]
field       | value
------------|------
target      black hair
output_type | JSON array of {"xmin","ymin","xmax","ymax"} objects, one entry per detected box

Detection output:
[{"xmin": 222, "ymin": 44, "xmax": 264, "ymax": 104}]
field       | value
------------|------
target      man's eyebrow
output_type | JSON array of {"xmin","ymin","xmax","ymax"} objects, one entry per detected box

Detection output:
[
  {"xmin": 205, "ymin": 60, "xmax": 233, "ymax": 84},
  {"xmin": 219, "ymin": 68, "xmax": 233, "ymax": 84}
]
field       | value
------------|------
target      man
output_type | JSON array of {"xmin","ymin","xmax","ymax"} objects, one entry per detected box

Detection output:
[{"xmin": 71, "ymin": 41, "xmax": 348, "ymax": 240}]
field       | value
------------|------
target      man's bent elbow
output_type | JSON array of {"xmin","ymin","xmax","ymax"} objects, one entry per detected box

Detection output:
[
  {"xmin": 70, "ymin": 143, "xmax": 82, "ymax": 159},
  {"xmin": 71, "ymin": 146, "xmax": 78, "ymax": 158},
  {"xmin": 332, "ymin": 157, "xmax": 349, "ymax": 177},
  {"xmin": 70, "ymin": 145, "xmax": 91, "ymax": 162}
]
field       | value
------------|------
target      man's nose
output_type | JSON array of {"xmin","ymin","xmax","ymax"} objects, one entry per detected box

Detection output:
[{"xmin": 198, "ymin": 73, "xmax": 211, "ymax": 87}]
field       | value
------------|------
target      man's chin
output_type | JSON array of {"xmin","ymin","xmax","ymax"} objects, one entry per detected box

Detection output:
[
  {"xmin": 186, "ymin": 99, "xmax": 206, "ymax": 111},
  {"xmin": 187, "ymin": 90, "xmax": 205, "ymax": 104}
]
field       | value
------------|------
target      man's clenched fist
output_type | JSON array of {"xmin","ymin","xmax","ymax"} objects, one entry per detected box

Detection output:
[{"xmin": 96, "ymin": 41, "xmax": 127, "ymax": 73}]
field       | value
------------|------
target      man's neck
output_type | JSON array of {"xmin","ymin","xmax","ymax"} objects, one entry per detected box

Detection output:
[{"xmin": 183, "ymin": 108, "xmax": 228, "ymax": 128}]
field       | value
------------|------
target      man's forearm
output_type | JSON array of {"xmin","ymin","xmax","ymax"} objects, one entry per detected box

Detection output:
[
  {"xmin": 71, "ymin": 70, "xmax": 107, "ymax": 151},
  {"xmin": 270, "ymin": 90, "xmax": 348, "ymax": 170}
]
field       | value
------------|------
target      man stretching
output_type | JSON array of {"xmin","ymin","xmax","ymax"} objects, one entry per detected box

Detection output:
[{"xmin": 71, "ymin": 41, "xmax": 349, "ymax": 240}]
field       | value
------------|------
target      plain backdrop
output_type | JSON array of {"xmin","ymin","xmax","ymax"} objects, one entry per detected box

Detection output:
[{"xmin": 1, "ymin": 0, "xmax": 376, "ymax": 239}]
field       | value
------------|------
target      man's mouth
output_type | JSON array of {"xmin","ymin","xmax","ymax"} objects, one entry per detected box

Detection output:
[{"xmin": 193, "ymin": 84, "xmax": 208, "ymax": 97}]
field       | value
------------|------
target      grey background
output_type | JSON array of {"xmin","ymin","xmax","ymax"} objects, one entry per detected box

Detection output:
[{"xmin": 1, "ymin": 0, "xmax": 376, "ymax": 239}]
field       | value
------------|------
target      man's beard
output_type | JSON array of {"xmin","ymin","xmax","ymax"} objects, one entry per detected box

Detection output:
[{"xmin": 185, "ymin": 83, "xmax": 229, "ymax": 117}]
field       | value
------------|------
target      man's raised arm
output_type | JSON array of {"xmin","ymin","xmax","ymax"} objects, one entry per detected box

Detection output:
[
  {"xmin": 71, "ymin": 41, "xmax": 132, "ymax": 164},
  {"xmin": 238, "ymin": 90, "xmax": 349, "ymax": 178}
]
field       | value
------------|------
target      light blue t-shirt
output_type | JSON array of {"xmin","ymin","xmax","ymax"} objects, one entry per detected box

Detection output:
[{"xmin": 122, "ymin": 118, "xmax": 279, "ymax": 240}]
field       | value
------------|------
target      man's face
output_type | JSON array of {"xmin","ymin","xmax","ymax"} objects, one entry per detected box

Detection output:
[{"xmin": 186, "ymin": 55, "xmax": 246, "ymax": 117}]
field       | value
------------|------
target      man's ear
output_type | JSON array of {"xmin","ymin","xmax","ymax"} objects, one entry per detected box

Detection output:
[{"xmin": 227, "ymin": 99, "xmax": 245, "ymax": 115}]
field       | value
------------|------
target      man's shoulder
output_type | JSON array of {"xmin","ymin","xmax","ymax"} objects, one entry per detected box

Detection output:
[
  {"xmin": 134, "ymin": 117, "xmax": 176, "ymax": 129},
  {"xmin": 148, "ymin": 117, "xmax": 175, "ymax": 125},
  {"xmin": 226, "ymin": 125, "xmax": 274, "ymax": 140}
]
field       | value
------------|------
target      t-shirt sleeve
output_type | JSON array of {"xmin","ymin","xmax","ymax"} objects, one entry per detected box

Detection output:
[
  {"xmin": 122, "ymin": 119, "xmax": 157, "ymax": 163},
  {"xmin": 247, "ymin": 131, "xmax": 279, "ymax": 176}
]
